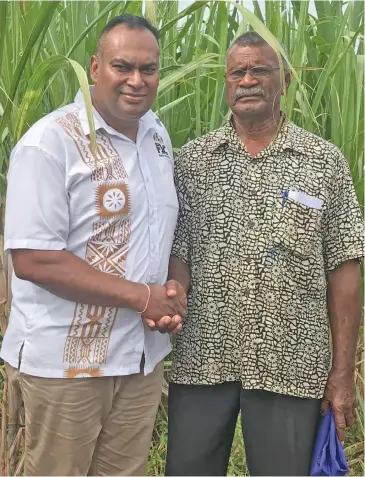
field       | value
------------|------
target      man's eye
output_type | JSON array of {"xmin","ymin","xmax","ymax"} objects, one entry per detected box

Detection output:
[
  {"xmin": 252, "ymin": 66, "xmax": 271, "ymax": 76},
  {"xmin": 115, "ymin": 65, "xmax": 129, "ymax": 72},
  {"xmin": 229, "ymin": 70, "xmax": 246, "ymax": 80},
  {"xmin": 143, "ymin": 68, "xmax": 156, "ymax": 74}
]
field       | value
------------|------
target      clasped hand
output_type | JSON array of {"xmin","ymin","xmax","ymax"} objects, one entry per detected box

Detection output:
[{"xmin": 141, "ymin": 280, "xmax": 187, "ymax": 335}]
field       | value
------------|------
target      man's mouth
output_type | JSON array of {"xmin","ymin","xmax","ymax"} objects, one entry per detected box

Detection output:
[
  {"xmin": 234, "ymin": 94, "xmax": 264, "ymax": 104},
  {"xmin": 121, "ymin": 92, "xmax": 146, "ymax": 102},
  {"xmin": 238, "ymin": 95, "xmax": 261, "ymax": 99}
]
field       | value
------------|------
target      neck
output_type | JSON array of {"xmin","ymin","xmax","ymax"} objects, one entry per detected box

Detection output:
[
  {"xmin": 233, "ymin": 111, "xmax": 282, "ymax": 156},
  {"xmin": 233, "ymin": 111, "xmax": 281, "ymax": 141},
  {"xmin": 91, "ymin": 95, "xmax": 139, "ymax": 142}
]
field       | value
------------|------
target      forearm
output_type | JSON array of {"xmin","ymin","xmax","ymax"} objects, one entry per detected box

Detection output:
[
  {"xmin": 327, "ymin": 259, "xmax": 362, "ymax": 371},
  {"xmin": 12, "ymin": 249, "xmax": 147, "ymax": 311},
  {"xmin": 168, "ymin": 255, "xmax": 191, "ymax": 294}
]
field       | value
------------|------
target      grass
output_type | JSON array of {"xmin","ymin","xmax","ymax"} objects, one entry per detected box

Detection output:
[
  {"xmin": 0, "ymin": 1, "xmax": 363, "ymax": 188},
  {"xmin": 0, "ymin": 0, "xmax": 364, "ymax": 475}
]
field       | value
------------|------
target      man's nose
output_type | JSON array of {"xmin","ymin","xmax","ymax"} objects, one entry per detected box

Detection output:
[
  {"xmin": 127, "ymin": 69, "xmax": 144, "ymax": 88},
  {"xmin": 238, "ymin": 71, "xmax": 259, "ymax": 88}
]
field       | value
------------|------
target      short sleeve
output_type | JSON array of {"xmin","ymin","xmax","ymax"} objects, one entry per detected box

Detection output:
[
  {"xmin": 322, "ymin": 152, "xmax": 364, "ymax": 273},
  {"xmin": 5, "ymin": 145, "xmax": 69, "ymax": 252},
  {"xmin": 171, "ymin": 147, "xmax": 192, "ymax": 264}
]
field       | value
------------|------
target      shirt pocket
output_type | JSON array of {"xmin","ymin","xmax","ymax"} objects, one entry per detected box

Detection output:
[
  {"xmin": 274, "ymin": 198, "xmax": 322, "ymax": 257},
  {"xmin": 269, "ymin": 198, "xmax": 326, "ymax": 293}
]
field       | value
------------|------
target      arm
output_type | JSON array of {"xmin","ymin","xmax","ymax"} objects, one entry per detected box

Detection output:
[
  {"xmin": 321, "ymin": 259, "xmax": 361, "ymax": 443},
  {"xmin": 6, "ymin": 144, "xmax": 184, "ymax": 324},
  {"xmin": 327, "ymin": 259, "xmax": 361, "ymax": 373},
  {"xmin": 168, "ymin": 255, "xmax": 191, "ymax": 294},
  {"xmin": 12, "ymin": 248, "xmax": 149, "ymax": 312},
  {"xmin": 12, "ymin": 249, "xmax": 185, "ymax": 322},
  {"xmin": 321, "ymin": 151, "xmax": 364, "ymax": 443}
]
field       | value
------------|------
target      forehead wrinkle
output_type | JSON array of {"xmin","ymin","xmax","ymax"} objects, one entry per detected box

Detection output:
[
  {"xmin": 99, "ymin": 46, "xmax": 159, "ymax": 68},
  {"xmin": 226, "ymin": 45, "xmax": 280, "ymax": 71}
]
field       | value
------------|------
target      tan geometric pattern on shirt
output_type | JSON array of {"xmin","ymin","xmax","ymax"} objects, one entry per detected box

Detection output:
[
  {"xmin": 56, "ymin": 113, "xmax": 128, "ymax": 181},
  {"xmin": 170, "ymin": 117, "xmax": 364, "ymax": 399},
  {"xmin": 56, "ymin": 113, "xmax": 131, "ymax": 377}
]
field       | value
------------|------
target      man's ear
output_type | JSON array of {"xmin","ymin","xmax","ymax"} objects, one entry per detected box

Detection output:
[{"xmin": 90, "ymin": 55, "xmax": 99, "ymax": 84}]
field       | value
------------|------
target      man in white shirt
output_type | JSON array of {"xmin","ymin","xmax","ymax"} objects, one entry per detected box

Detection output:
[{"xmin": 1, "ymin": 13, "xmax": 184, "ymax": 476}]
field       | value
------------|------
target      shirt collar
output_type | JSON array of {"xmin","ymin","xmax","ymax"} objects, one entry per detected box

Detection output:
[
  {"xmin": 207, "ymin": 113, "xmax": 295, "ymax": 156},
  {"xmin": 74, "ymin": 87, "xmax": 152, "ymax": 139}
]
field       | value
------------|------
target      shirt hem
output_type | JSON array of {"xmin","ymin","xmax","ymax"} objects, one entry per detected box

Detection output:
[
  {"xmin": 0, "ymin": 350, "xmax": 19, "ymax": 371},
  {"xmin": 144, "ymin": 345, "xmax": 171, "ymax": 376},
  {"xmin": 168, "ymin": 375, "xmax": 325, "ymax": 400},
  {"xmin": 1, "ymin": 348, "xmax": 171, "ymax": 379}
]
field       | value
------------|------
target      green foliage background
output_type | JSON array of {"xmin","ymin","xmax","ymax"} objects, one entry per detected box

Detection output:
[{"xmin": 0, "ymin": 1, "xmax": 363, "ymax": 475}]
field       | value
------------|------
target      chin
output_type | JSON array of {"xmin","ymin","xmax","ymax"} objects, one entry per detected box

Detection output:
[
  {"xmin": 117, "ymin": 102, "xmax": 151, "ymax": 120},
  {"xmin": 233, "ymin": 104, "xmax": 266, "ymax": 116},
  {"xmin": 114, "ymin": 107, "xmax": 146, "ymax": 121}
]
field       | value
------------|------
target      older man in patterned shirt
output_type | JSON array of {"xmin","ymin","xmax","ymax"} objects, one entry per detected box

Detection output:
[{"xmin": 163, "ymin": 32, "xmax": 364, "ymax": 476}]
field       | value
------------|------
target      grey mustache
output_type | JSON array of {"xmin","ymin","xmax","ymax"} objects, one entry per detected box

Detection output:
[{"xmin": 234, "ymin": 87, "xmax": 264, "ymax": 101}]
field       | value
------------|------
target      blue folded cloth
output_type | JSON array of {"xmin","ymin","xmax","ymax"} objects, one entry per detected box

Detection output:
[{"xmin": 310, "ymin": 407, "xmax": 349, "ymax": 476}]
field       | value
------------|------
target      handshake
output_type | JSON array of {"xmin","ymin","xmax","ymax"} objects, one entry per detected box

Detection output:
[{"xmin": 140, "ymin": 280, "xmax": 187, "ymax": 335}]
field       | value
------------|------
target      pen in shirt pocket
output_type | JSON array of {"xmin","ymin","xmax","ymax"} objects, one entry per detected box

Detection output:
[{"xmin": 281, "ymin": 189, "xmax": 289, "ymax": 213}]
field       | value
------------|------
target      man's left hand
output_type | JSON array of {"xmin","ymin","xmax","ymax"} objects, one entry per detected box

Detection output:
[
  {"xmin": 321, "ymin": 367, "xmax": 356, "ymax": 444},
  {"xmin": 144, "ymin": 314, "xmax": 182, "ymax": 335},
  {"xmin": 143, "ymin": 280, "xmax": 187, "ymax": 335}
]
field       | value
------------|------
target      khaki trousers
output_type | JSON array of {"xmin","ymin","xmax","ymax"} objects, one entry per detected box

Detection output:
[{"xmin": 5, "ymin": 360, "xmax": 164, "ymax": 476}]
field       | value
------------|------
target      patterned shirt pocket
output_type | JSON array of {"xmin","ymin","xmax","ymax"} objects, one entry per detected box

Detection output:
[
  {"xmin": 271, "ymin": 198, "xmax": 326, "ymax": 293},
  {"xmin": 274, "ymin": 198, "xmax": 322, "ymax": 257}
]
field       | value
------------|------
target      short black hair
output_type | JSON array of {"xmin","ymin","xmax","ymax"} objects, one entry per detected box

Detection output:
[
  {"xmin": 227, "ymin": 31, "xmax": 288, "ymax": 66},
  {"xmin": 97, "ymin": 13, "xmax": 159, "ymax": 54},
  {"xmin": 231, "ymin": 31, "xmax": 268, "ymax": 49}
]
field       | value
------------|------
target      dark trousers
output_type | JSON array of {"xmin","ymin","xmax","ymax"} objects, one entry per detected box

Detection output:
[{"xmin": 165, "ymin": 382, "xmax": 321, "ymax": 476}]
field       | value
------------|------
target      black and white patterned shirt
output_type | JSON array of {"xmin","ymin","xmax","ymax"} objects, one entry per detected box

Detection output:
[{"xmin": 169, "ymin": 117, "xmax": 364, "ymax": 399}]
